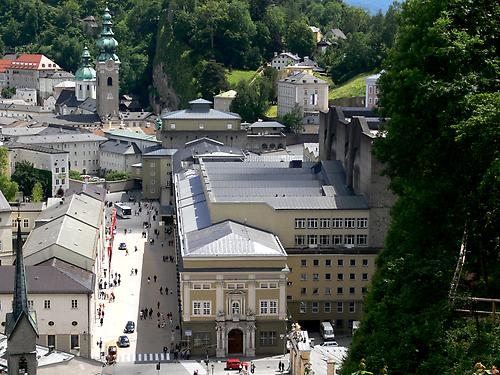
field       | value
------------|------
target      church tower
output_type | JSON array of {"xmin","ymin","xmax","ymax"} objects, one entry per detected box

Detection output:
[
  {"xmin": 75, "ymin": 47, "xmax": 97, "ymax": 101},
  {"xmin": 96, "ymin": 6, "xmax": 120, "ymax": 121},
  {"xmin": 5, "ymin": 218, "xmax": 39, "ymax": 375}
]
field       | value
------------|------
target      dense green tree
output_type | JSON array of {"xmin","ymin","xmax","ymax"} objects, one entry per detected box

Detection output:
[
  {"xmin": 341, "ymin": 0, "xmax": 500, "ymax": 374},
  {"xmin": 31, "ymin": 182, "xmax": 43, "ymax": 202},
  {"xmin": 0, "ymin": 147, "xmax": 18, "ymax": 201},
  {"xmin": 196, "ymin": 61, "xmax": 229, "ymax": 101},
  {"xmin": 229, "ymin": 79, "xmax": 269, "ymax": 123},
  {"xmin": 1, "ymin": 87, "xmax": 16, "ymax": 98},
  {"xmin": 11, "ymin": 161, "xmax": 51, "ymax": 199},
  {"xmin": 280, "ymin": 104, "xmax": 303, "ymax": 133},
  {"xmin": 285, "ymin": 19, "xmax": 315, "ymax": 57}
]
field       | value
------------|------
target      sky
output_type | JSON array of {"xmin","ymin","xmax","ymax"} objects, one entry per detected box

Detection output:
[{"xmin": 346, "ymin": 0, "xmax": 395, "ymax": 14}]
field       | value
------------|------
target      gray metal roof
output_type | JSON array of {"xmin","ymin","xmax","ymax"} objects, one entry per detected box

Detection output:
[
  {"xmin": 249, "ymin": 121, "xmax": 285, "ymax": 129},
  {"xmin": 0, "ymin": 264, "xmax": 93, "ymax": 294},
  {"xmin": 6, "ymin": 142, "xmax": 69, "ymax": 154},
  {"xmin": 143, "ymin": 146, "xmax": 177, "ymax": 157},
  {"xmin": 201, "ymin": 160, "xmax": 368, "ymax": 210},
  {"xmin": 161, "ymin": 108, "xmax": 241, "ymax": 121},
  {"xmin": 36, "ymin": 193, "xmax": 104, "ymax": 229},
  {"xmin": 99, "ymin": 139, "xmax": 142, "ymax": 155},
  {"xmin": 281, "ymin": 71, "xmax": 327, "ymax": 85},
  {"xmin": 0, "ymin": 191, "xmax": 10, "ymax": 212},
  {"xmin": 16, "ymin": 132, "xmax": 107, "ymax": 144},
  {"xmin": 184, "ymin": 220, "xmax": 286, "ymax": 257},
  {"xmin": 1, "ymin": 126, "xmax": 47, "ymax": 137},
  {"xmin": 189, "ymin": 98, "xmax": 212, "ymax": 105}
]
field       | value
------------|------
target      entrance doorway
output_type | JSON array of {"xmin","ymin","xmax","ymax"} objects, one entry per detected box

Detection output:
[{"xmin": 228, "ymin": 329, "xmax": 243, "ymax": 354}]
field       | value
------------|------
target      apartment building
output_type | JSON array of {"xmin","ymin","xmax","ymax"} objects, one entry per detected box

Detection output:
[
  {"xmin": 15, "ymin": 132, "xmax": 107, "ymax": 174},
  {"xmin": 99, "ymin": 139, "xmax": 141, "ymax": 174},
  {"xmin": 0, "ymin": 260, "xmax": 94, "ymax": 357},
  {"xmin": 271, "ymin": 52, "xmax": 301, "ymax": 71},
  {"xmin": 365, "ymin": 73, "xmax": 381, "ymax": 108},
  {"xmin": 141, "ymin": 147, "xmax": 176, "ymax": 203},
  {"xmin": 7, "ymin": 143, "xmax": 70, "ymax": 197}
]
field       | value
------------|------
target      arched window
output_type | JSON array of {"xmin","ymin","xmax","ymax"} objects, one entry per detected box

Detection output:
[
  {"xmin": 231, "ymin": 301, "xmax": 240, "ymax": 315},
  {"xmin": 107, "ymin": 77, "xmax": 113, "ymax": 86}
]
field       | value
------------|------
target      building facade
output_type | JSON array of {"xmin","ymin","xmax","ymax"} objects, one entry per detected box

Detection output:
[
  {"xmin": 0, "ymin": 191, "xmax": 12, "ymax": 266},
  {"xmin": 15, "ymin": 133, "xmax": 107, "ymax": 175},
  {"xmin": 214, "ymin": 90, "xmax": 237, "ymax": 112},
  {"xmin": 75, "ymin": 47, "xmax": 97, "ymax": 102},
  {"xmin": 365, "ymin": 73, "xmax": 381, "ymax": 109},
  {"xmin": 99, "ymin": 139, "xmax": 141, "ymax": 174},
  {"xmin": 7, "ymin": 143, "xmax": 70, "ymax": 197},
  {"xmin": 271, "ymin": 52, "xmax": 301, "ymax": 71},
  {"xmin": 178, "ymin": 220, "xmax": 288, "ymax": 357}
]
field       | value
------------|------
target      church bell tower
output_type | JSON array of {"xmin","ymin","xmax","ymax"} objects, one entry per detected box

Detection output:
[{"xmin": 96, "ymin": 6, "xmax": 120, "ymax": 121}]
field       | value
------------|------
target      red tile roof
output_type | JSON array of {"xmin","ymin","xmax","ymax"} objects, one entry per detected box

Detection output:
[
  {"xmin": 10, "ymin": 54, "xmax": 60, "ymax": 71},
  {"xmin": 0, "ymin": 59, "xmax": 13, "ymax": 73}
]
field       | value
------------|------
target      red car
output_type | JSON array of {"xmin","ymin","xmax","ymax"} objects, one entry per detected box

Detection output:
[{"xmin": 226, "ymin": 359, "xmax": 242, "ymax": 370}]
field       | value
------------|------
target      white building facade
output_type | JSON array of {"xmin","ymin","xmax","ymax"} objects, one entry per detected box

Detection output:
[
  {"xmin": 365, "ymin": 73, "xmax": 381, "ymax": 108},
  {"xmin": 271, "ymin": 52, "xmax": 301, "ymax": 71}
]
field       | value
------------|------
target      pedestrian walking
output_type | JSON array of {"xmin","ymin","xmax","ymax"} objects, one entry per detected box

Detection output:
[
  {"xmin": 157, "ymin": 301, "xmax": 160, "ymax": 309},
  {"xmin": 160, "ymin": 286, "xmax": 163, "ymax": 295},
  {"xmin": 166, "ymin": 287, "xmax": 169, "ymax": 295},
  {"xmin": 100, "ymin": 317, "xmax": 103, "ymax": 326},
  {"xmin": 278, "ymin": 361, "xmax": 282, "ymax": 372},
  {"xmin": 147, "ymin": 276, "xmax": 151, "ymax": 284},
  {"xmin": 154, "ymin": 275, "xmax": 157, "ymax": 283},
  {"xmin": 135, "ymin": 245, "xmax": 138, "ymax": 252},
  {"xmin": 161, "ymin": 241, "xmax": 164, "ymax": 247},
  {"xmin": 149, "ymin": 308, "xmax": 153, "ymax": 319},
  {"xmin": 135, "ymin": 268, "xmax": 138, "ymax": 275}
]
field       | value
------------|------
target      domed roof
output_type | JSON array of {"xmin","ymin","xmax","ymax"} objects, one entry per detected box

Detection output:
[
  {"xmin": 96, "ymin": 7, "xmax": 120, "ymax": 62},
  {"xmin": 75, "ymin": 47, "xmax": 96, "ymax": 81},
  {"xmin": 75, "ymin": 66, "xmax": 96, "ymax": 81}
]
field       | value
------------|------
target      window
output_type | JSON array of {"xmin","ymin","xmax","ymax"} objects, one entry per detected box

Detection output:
[
  {"xmin": 47, "ymin": 335, "xmax": 55, "ymax": 348},
  {"xmin": 27, "ymin": 300, "xmax": 34, "ymax": 309},
  {"xmin": 319, "ymin": 218, "xmax": 330, "ymax": 228},
  {"xmin": 231, "ymin": 301, "xmax": 240, "ymax": 315},
  {"xmin": 350, "ymin": 273, "xmax": 356, "ymax": 280},
  {"xmin": 260, "ymin": 331, "xmax": 277, "ymax": 346},
  {"xmin": 349, "ymin": 302, "xmax": 356, "ymax": 313},
  {"xmin": 193, "ymin": 301, "xmax": 211, "ymax": 316},
  {"xmin": 55, "ymin": 167, "xmax": 59, "ymax": 173},
  {"xmin": 357, "ymin": 235, "xmax": 368, "ymax": 246},
  {"xmin": 350, "ymin": 259, "xmax": 356, "ymax": 267},
  {"xmin": 260, "ymin": 300, "xmax": 278, "ymax": 315},
  {"xmin": 369, "ymin": 86, "xmax": 373, "ymax": 94},
  {"xmin": 362, "ymin": 273, "xmax": 368, "ymax": 280},
  {"xmin": 227, "ymin": 124, "xmax": 233, "ymax": 130},
  {"xmin": 312, "ymin": 302, "xmax": 319, "ymax": 313},
  {"xmin": 313, "ymin": 259, "xmax": 319, "ymax": 267},
  {"xmin": 312, "ymin": 288, "xmax": 319, "ymax": 295},
  {"xmin": 295, "ymin": 218, "xmax": 306, "ymax": 229},
  {"xmin": 332, "ymin": 218, "xmax": 343, "ymax": 228},
  {"xmin": 319, "ymin": 235, "xmax": 330, "ymax": 246},
  {"xmin": 312, "ymin": 273, "xmax": 319, "ymax": 281},
  {"xmin": 345, "ymin": 218, "xmax": 356, "ymax": 228},
  {"xmin": 325, "ymin": 287, "xmax": 331, "ymax": 295},
  {"xmin": 325, "ymin": 259, "xmax": 332, "ymax": 267},
  {"xmin": 295, "ymin": 235, "xmax": 305, "ymax": 246},
  {"xmin": 325, "ymin": 273, "xmax": 331, "ymax": 280},
  {"xmin": 362, "ymin": 259, "xmax": 369, "ymax": 267},
  {"xmin": 300, "ymin": 273, "xmax": 307, "ymax": 281},
  {"xmin": 337, "ymin": 287, "xmax": 343, "ymax": 294},
  {"xmin": 338, "ymin": 259, "xmax": 344, "ymax": 267},
  {"xmin": 357, "ymin": 218, "xmax": 368, "ymax": 228},
  {"xmin": 332, "ymin": 235, "xmax": 343, "ymax": 245},
  {"xmin": 299, "ymin": 302, "xmax": 307, "ymax": 313},
  {"xmin": 307, "ymin": 235, "xmax": 317, "ymax": 245},
  {"xmin": 193, "ymin": 332, "xmax": 211, "ymax": 348},
  {"xmin": 300, "ymin": 259, "xmax": 307, "ymax": 267},
  {"xmin": 300, "ymin": 288, "xmax": 307, "ymax": 296},
  {"xmin": 199, "ymin": 123, "xmax": 204, "ymax": 129},
  {"xmin": 55, "ymin": 179, "xmax": 59, "ymax": 185},
  {"xmin": 362, "ymin": 287, "xmax": 368, "ymax": 294},
  {"xmin": 23, "ymin": 219, "xmax": 29, "ymax": 228},
  {"xmin": 107, "ymin": 77, "xmax": 112, "ymax": 86},
  {"xmin": 71, "ymin": 299, "xmax": 78, "ymax": 309},
  {"xmin": 337, "ymin": 273, "xmax": 344, "ymax": 281},
  {"xmin": 307, "ymin": 218, "xmax": 318, "ymax": 228},
  {"xmin": 61, "ymin": 179, "xmax": 65, "ymax": 185},
  {"xmin": 170, "ymin": 123, "xmax": 176, "ymax": 129},
  {"xmin": 324, "ymin": 302, "xmax": 331, "ymax": 313},
  {"xmin": 71, "ymin": 334, "xmax": 79, "ymax": 350},
  {"xmin": 337, "ymin": 302, "xmax": 343, "ymax": 313},
  {"xmin": 349, "ymin": 287, "xmax": 355, "ymax": 294},
  {"xmin": 345, "ymin": 235, "xmax": 355, "ymax": 245},
  {"xmin": 44, "ymin": 300, "xmax": 51, "ymax": 309}
]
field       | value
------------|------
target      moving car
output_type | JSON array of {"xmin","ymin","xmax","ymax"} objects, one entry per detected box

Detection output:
[
  {"xmin": 124, "ymin": 321, "xmax": 135, "ymax": 333},
  {"xmin": 117, "ymin": 335, "xmax": 130, "ymax": 348},
  {"xmin": 118, "ymin": 243, "xmax": 127, "ymax": 250},
  {"xmin": 225, "ymin": 359, "xmax": 242, "ymax": 370}
]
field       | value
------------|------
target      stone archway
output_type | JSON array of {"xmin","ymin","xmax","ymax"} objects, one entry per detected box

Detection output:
[{"xmin": 228, "ymin": 329, "xmax": 243, "ymax": 354}]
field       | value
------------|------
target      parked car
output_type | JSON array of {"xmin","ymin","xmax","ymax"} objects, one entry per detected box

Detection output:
[
  {"xmin": 321, "ymin": 340, "xmax": 339, "ymax": 347},
  {"xmin": 118, "ymin": 243, "xmax": 127, "ymax": 250},
  {"xmin": 124, "ymin": 321, "xmax": 135, "ymax": 333},
  {"xmin": 117, "ymin": 335, "xmax": 130, "ymax": 348},
  {"xmin": 225, "ymin": 359, "xmax": 242, "ymax": 370}
]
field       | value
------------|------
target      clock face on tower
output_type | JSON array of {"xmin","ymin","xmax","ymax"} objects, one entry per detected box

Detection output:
[{"xmin": 105, "ymin": 60, "xmax": 114, "ymax": 71}]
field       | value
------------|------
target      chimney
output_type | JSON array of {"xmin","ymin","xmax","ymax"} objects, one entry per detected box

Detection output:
[{"xmin": 327, "ymin": 359, "xmax": 336, "ymax": 375}]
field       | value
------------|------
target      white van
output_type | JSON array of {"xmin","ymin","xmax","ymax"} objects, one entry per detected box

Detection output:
[{"xmin": 320, "ymin": 321, "xmax": 335, "ymax": 341}]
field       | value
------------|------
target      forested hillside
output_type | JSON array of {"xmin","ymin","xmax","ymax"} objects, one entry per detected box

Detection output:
[
  {"xmin": 0, "ymin": 0, "xmax": 399, "ymax": 109},
  {"xmin": 341, "ymin": 0, "xmax": 500, "ymax": 373}
]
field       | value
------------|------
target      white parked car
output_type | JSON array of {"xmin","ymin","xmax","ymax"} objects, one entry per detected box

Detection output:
[{"xmin": 321, "ymin": 340, "xmax": 339, "ymax": 347}]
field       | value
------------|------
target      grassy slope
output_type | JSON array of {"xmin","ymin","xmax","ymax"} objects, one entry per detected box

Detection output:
[
  {"xmin": 226, "ymin": 69, "xmax": 257, "ymax": 87},
  {"xmin": 329, "ymin": 73, "xmax": 370, "ymax": 100}
]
